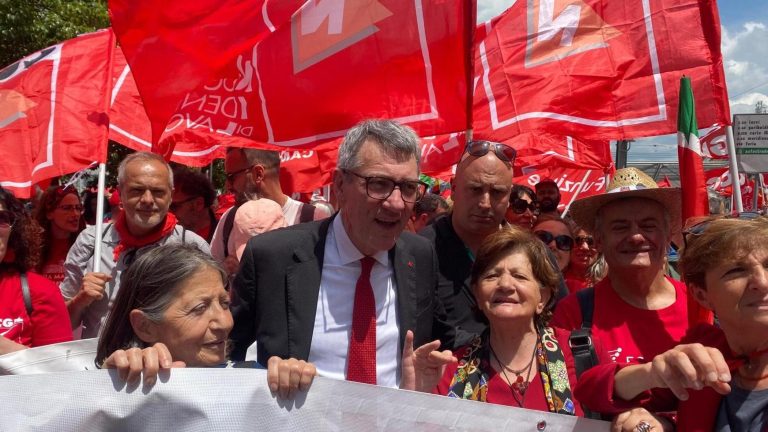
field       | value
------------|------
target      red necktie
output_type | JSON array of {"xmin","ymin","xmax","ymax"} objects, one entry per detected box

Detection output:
[{"xmin": 347, "ymin": 256, "xmax": 377, "ymax": 384}]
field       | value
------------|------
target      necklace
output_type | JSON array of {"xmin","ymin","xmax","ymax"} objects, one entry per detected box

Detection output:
[{"xmin": 490, "ymin": 339, "xmax": 538, "ymax": 408}]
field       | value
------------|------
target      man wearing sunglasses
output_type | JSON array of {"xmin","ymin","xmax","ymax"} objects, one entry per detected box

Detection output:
[
  {"xmin": 210, "ymin": 148, "xmax": 330, "ymax": 275},
  {"xmin": 230, "ymin": 119, "xmax": 453, "ymax": 389},
  {"xmin": 552, "ymin": 168, "xmax": 691, "ymax": 380},
  {"xmin": 60, "ymin": 152, "xmax": 210, "ymax": 339}
]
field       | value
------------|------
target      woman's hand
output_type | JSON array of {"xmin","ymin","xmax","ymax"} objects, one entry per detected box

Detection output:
[
  {"xmin": 267, "ymin": 357, "xmax": 316, "ymax": 400},
  {"xmin": 611, "ymin": 408, "xmax": 673, "ymax": 432},
  {"xmin": 647, "ymin": 343, "xmax": 731, "ymax": 400},
  {"xmin": 400, "ymin": 330, "xmax": 457, "ymax": 392},
  {"xmin": 102, "ymin": 342, "xmax": 186, "ymax": 386}
]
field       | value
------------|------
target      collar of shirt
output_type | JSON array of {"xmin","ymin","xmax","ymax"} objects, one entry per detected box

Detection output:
[{"xmin": 331, "ymin": 211, "xmax": 389, "ymax": 267}]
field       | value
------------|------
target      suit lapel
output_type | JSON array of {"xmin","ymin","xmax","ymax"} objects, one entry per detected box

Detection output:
[
  {"xmin": 391, "ymin": 238, "xmax": 416, "ymax": 350},
  {"xmin": 285, "ymin": 217, "xmax": 332, "ymax": 359}
]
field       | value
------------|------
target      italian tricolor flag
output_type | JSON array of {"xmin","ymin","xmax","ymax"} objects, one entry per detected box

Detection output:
[{"xmin": 677, "ymin": 76, "xmax": 713, "ymax": 326}]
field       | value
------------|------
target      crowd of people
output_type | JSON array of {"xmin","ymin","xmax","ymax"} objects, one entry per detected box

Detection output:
[{"xmin": 1, "ymin": 118, "xmax": 766, "ymax": 431}]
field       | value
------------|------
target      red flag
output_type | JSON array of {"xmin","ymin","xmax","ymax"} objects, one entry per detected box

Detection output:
[
  {"xmin": 109, "ymin": 0, "xmax": 473, "ymax": 158},
  {"xmin": 473, "ymin": 0, "xmax": 730, "ymax": 141},
  {"xmin": 699, "ymin": 123, "xmax": 728, "ymax": 159},
  {"xmin": 657, "ymin": 175, "xmax": 672, "ymax": 188},
  {"xmin": 0, "ymin": 29, "xmax": 113, "ymax": 198}
]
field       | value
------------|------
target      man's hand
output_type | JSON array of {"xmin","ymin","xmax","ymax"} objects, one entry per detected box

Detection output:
[
  {"xmin": 267, "ymin": 356, "xmax": 316, "ymax": 400},
  {"xmin": 400, "ymin": 330, "xmax": 456, "ymax": 392},
  {"xmin": 102, "ymin": 342, "xmax": 185, "ymax": 387},
  {"xmin": 76, "ymin": 272, "xmax": 112, "ymax": 305}
]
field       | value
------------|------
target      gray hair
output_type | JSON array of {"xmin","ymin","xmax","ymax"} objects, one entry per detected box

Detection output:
[
  {"xmin": 117, "ymin": 152, "xmax": 174, "ymax": 189},
  {"xmin": 337, "ymin": 119, "xmax": 421, "ymax": 171},
  {"xmin": 95, "ymin": 244, "xmax": 226, "ymax": 365}
]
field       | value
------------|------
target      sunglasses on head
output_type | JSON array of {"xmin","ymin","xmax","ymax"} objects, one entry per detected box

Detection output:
[
  {"xmin": 0, "ymin": 210, "xmax": 16, "ymax": 229},
  {"xmin": 682, "ymin": 211, "xmax": 764, "ymax": 248},
  {"xmin": 509, "ymin": 198, "xmax": 536, "ymax": 214},
  {"xmin": 574, "ymin": 235, "xmax": 594, "ymax": 247},
  {"xmin": 534, "ymin": 230, "xmax": 574, "ymax": 251},
  {"xmin": 462, "ymin": 140, "xmax": 517, "ymax": 165}
]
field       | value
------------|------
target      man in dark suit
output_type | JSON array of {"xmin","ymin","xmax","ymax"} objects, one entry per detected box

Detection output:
[{"xmin": 231, "ymin": 119, "xmax": 453, "ymax": 389}]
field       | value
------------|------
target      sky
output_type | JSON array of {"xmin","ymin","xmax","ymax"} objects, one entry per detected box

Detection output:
[{"xmin": 477, "ymin": 0, "xmax": 768, "ymax": 162}]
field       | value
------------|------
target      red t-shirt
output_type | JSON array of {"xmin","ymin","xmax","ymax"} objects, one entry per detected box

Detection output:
[
  {"xmin": 563, "ymin": 270, "xmax": 590, "ymax": 294},
  {"xmin": 39, "ymin": 237, "xmax": 70, "ymax": 284},
  {"xmin": 434, "ymin": 328, "xmax": 585, "ymax": 416},
  {"xmin": 0, "ymin": 271, "xmax": 73, "ymax": 347},
  {"xmin": 551, "ymin": 276, "xmax": 688, "ymax": 364}
]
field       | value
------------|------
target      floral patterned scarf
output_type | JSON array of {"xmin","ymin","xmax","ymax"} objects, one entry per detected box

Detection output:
[{"xmin": 446, "ymin": 327, "xmax": 576, "ymax": 415}]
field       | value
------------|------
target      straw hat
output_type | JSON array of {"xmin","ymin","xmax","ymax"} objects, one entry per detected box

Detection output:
[{"xmin": 569, "ymin": 167, "xmax": 681, "ymax": 234}]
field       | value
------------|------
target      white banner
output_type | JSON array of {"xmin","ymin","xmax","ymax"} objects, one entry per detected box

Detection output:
[{"xmin": 0, "ymin": 367, "xmax": 610, "ymax": 431}]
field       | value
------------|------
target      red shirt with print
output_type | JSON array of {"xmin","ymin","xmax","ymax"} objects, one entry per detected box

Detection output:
[
  {"xmin": 551, "ymin": 276, "xmax": 688, "ymax": 364},
  {"xmin": 39, "ymin": 237, "xmax": 70, "ymax": 284},
  {"xmin": 0, "ymin": 271, "xmax": 73, "ymax": 347}
]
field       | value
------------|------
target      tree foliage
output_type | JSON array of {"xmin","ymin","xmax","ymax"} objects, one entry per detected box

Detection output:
[{"xmin": 0, "ymin": 0, "xmax": 109, "ymax": 68}]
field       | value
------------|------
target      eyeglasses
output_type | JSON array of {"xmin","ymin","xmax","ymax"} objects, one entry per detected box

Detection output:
[
  {"xmin": 343, "ymin": 170, "xmax": 427, "ymax": 203},
  {"xmin": 0, "ymin": 210, "xmax": 15, "ymax": 229},
  {"xmin": 682, "ymin": 211, "xmax": 765, "ymax": 248},
  {"xmin": 574, "ymin": 235, "xmax": 594, "ymax": 247},
  {"xmin": 535, "ymin": 230, "xmax": 574, "ymax": 251},
  {"xmin": 56, "ymin": 204, "xmax": 84, "ymax": 213},
  {"xmin": 169, "ymin": 196, "xmax": 198, "ymax": 212},
  {"xmin": 225, "ymin": 165, "xmax": 253, "ymax": 183},
  {"xmin": 509, "ymin": 198, "xmax": 536, "ymax": 214},
  {"xmin": 462, "ymin": 140, "xmax": 517, "ymax": 165}
]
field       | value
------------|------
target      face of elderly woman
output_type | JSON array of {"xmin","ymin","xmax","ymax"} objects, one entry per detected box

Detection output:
[
  {"xmin": 143, "ymin": 266, "xmax": 233, "ymax": 366},
  {"xmin": 695, "ymin": 247, "xmax": 768, "ymax": 331},
  {"xmin": 474, "ymin": 251, "xmax": 549, "ymax": 323}
]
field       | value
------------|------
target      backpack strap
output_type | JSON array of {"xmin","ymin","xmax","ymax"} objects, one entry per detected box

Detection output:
[
  {"xmin": 20, "ymin": 273, "xmax": 32, "ymax": 316},
  {"xmin": 569, "ymin": 286, "xmax": 602, "ymax": 420},
  {"xmin": 299, "ymin": 203, "xmax": 316, "ymax": 224},
  {"xmin": 222, "ymin": 204, "xmax": 242, "ymax": 258}
]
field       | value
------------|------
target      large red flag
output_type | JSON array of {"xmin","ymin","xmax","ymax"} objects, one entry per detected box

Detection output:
[
  {"xmin": 699, "ymin": 123, "xmax": 728, "ymax": 159},
  {"xmin": 0, "ymin": 29, "xmax": 113, "ymax": 198},
  {"xmin": 473, "ymin": 0, "xmax": 730, "ymax": 142},
  {"xmin": 109, "ymin": 0, "xmax": 473, "ymax": 158}
]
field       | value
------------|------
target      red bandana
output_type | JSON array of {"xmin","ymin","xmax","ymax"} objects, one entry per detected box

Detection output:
[{"xmin": 112, "ymin": 210, "xmax": 177, "ymax": 261}]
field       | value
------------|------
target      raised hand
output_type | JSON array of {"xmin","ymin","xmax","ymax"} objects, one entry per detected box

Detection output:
[{"xmin": 400, "ymin": 330, "xmax": 456, "ymax": 392}]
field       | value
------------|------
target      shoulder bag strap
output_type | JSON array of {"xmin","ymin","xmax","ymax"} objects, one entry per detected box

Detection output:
[
  {"xmin": 222, "ymin": 203, "xmax": 242, "ymax": 258},
  {"xmin": 21, "ymin": 273, "xmax": 32, "ymax": 316},
  {"xmin": 299, "ymin": 203, "xmax": 316, "ymax": 223},
  {"xmin": 568, "ymin": 286, "xmax": 601, "ymax": 419}
]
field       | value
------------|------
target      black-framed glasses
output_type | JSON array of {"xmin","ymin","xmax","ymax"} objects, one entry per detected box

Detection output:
[
  {"xmin": 56, "ymin": 204, "xmax": 84, "ymax": 213},
  {"xmin": 463, "ymin": 140, "xmax": 517, "ymax": 165},
  {"xmin": 225, "ymin": 165, "xmax": 253, "ymax": 183},
  {"xmin": 574, "ymin": 235, "xmax": 595, "ymax": 247},
  {"xmin": 343, "ymin": 170, "xmax": 427, "ymax": 203},
  {"xmin": 509, "ymin": 198, "xmax": 536, "ymax": 214},
  {"xmin": 169, "ymin": 196, "xmax": 198, "ymax": 212},
  {"xmin": 535, "ymin": 230, "xmax": 574, "ymax": 251},
  {"xmin": 683, "ymin": 211, "xmax": 765, "ymax": 248},
  {"xmin": 0, "ymin": 210, "xmax": 16, "ymax": 229}
]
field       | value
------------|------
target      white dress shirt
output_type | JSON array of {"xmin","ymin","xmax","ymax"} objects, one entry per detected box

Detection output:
[{"xmin": 307, "ymin": 212, "xmax": 401, "ymax": 387}]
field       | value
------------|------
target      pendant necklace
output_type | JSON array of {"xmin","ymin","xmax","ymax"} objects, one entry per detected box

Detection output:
[{"xmin": 490, "ymin": 340, "xmax": 538, "ymax": 408}]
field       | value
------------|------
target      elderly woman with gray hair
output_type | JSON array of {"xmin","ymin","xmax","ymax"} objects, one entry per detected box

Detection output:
[{"xmin": 96, "ymin": 244, "xmax": 315, "ymax": 398}]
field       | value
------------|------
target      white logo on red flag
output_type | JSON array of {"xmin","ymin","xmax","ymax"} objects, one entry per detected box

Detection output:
[
  {"xmin": 525, "ymin": 0, "xmax": 620, "ymax": 67},
  {"xmin": 292, "ymin": 0, "xmax": 393, "ymax": 73}
]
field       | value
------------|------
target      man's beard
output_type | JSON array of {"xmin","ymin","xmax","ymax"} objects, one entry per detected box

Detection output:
[{"xmin": 539, "ymin": 199, "xmax": 559, "ymax": 213}]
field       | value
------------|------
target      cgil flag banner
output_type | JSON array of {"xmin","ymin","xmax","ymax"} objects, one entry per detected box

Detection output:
[
  {"xmin": 109, "ymin": 0, "xmax": 474, "ymax": 159},
  {"xmin": 0, "ymin": 29, "xmax": 113, "ymax": 198},
  {"xmin": 472, "ymin": 0, "xmax": 730, "ymax": 142},
  {"xmin": 0, "ymin": 367, "xmax": 610, "ymax": 431}
]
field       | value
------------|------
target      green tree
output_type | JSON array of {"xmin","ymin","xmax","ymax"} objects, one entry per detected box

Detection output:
[{"xmin": 0, "ymin": 0, "xmax": 109, "ymax": 68}]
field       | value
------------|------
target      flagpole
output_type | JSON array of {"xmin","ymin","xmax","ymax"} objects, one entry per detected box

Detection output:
[
  {"xmin": 93, "ymin": 163, "xmax": 107, "ymax": 273},
  {"xmin": 725, "ymin": 125, "xmax": 743, "ymax": 212},
  {"xmin": 561, "ymin": 170, "xmax": 591, "ymax": 218},
  {"xmin": 753, "ymin": 174, "xmax": 760, "ymax": 210}
]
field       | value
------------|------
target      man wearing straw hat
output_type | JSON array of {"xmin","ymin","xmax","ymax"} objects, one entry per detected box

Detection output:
[{"xmin": 551, "ymin": 167, "xmax": 690, "ymax": 366}]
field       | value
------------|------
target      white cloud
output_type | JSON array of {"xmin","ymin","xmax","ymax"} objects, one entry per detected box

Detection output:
[{"xmin": 721, "ymin": 21, "xmax": 768, "ymax": 114}]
